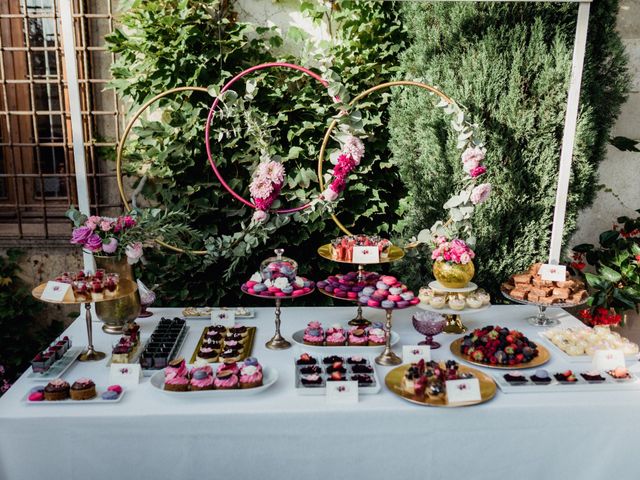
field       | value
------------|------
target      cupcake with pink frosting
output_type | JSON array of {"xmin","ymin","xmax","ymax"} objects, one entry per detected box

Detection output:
[
  {"xmin": 214, "ymin": 369, "xmax": 239, "ymax": 390},
  {"xmin": 303, "ymin": 321, "xmax": 325, "ymax": 346},
  {"xmin": 367, "ymin": 327, "xmax": 386, "ymax": 346},
  {"xmin": 239, "ymin": 363, "xmax": 263, "ymax": 389},
  {"xmin": 348, "ymin": 328, "xmax": 368, "ymax": 346},
  {"xmin": 325, "ymin": 324, "xmax": 346, "ymax": 346},
  {"xmin": 190, "ymin": 363, "xmax": 214, "ymax": 391}
]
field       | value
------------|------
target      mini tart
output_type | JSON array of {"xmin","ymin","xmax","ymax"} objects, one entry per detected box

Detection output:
[
  {"xmin": 229, "ymin": 325, "xmax": 249, "ymax": 338},
  {"xmin": 323, "ymin": 355, "xmax": 344, "ymax": 365},
  {"xmin": 300, "ymin": 374, "xmax": 323, "ymax": 386},
  {"xmin": 607, "ymin": 367, "xmax": 631, "ymax": 381},
  {"xmin": 219, "ymin": 348, "xmax": 242, "ymax": 363},
  {"xmin": 429, "ymin": 296, "xmax": 446, "ymax": 309},
  {"xmin": 303, "ymin": 337, "xmax": 324, "ymax": 346},
  {"xmin": 504, "ymin": 373, "xmax": 528, "ymax": 384},
  {"xmin": 296, "ymin": 353, "xmax": 316, "ymax": 365},
  {"xmin": 300, "ymin": 365, "xmax": 322, "ymax": 375},
  {"xmin": 327, "ymin": 372, "xmax": 346, "ymax": 381},
  {"xmin": 224, "ymin": 333, "xmax": 246, "ymax": 343},
  {"xmin": 352, "ymin": 364, "xmax": 373, "ymax": 374},
  {"xmin": 530, "ymin": 372, "xmax": 552, "ymax": 384},
  {"xmin": 351, "ymin": 374, "xmax": 374, "ymax": 386},
  {"xmin": 326, "ymin": 362, "xmax": 346, "ymax": 374},
  {"xmin": 44, "ymin": 379, "xmax": 70, "ymax": 401},
  {"xmin": 581, "ymin": 371, "xmax": 606, "ymax": 383},
  {"xmin": 70, "ymin": 378, "xmax": 97, "ymax": 400},
  {"xmin": 347, "ymin": 356, "xmax": 367, "ymax": 365},
  {"xmin": 554, "ymin": 371, "xmax": 578, "ymax": 383}
]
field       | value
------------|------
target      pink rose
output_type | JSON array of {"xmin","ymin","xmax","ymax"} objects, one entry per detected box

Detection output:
[
  {"xmin": 70, "ymin": 226, "xmax": 93, "ymax": 245},
  {"xmin": 322, "ymin": 187, "xmax": 339, "ymax": 202},
  {"xmin": 102, "ymin": 237, "xmax": 118, "ymax": 254},
  {"xmin": 330, "ymin": 177, "xmax": 346, "ymax": 193},
  {"xmin": 125, "ymin": 242, "xmax": 143, "ymax": 265},
  {"xmin": 462, "ymin": 147, "xmax": 485, "ymax": 174},
  {"xmin": 84, "ymin": 234, "xmax": 103, "ymax": 252},
  {"xmin": 100, "ymin": 220, "xmax": 112, "ymax": 232},
  {"xmin": 252, "ymin": 210, "xmax": 268, "ymax": 223},
  {"xmin": 342, "ymin": 135, "xmax": 365, "ymax": 165},
  {"xmin": 469, "ymin": 165, "xmax": 486, "ymax": 178},
  {"xmin": 470, "ymin": 183, "xmax": 492, "ymax": 205},
  {"xmin": 123, "ymin": 216, "xmax": 136, "ymax": 228},
  {"xmin": 460, "ymin": 252, "xmax": 471, "ymax": 264}
]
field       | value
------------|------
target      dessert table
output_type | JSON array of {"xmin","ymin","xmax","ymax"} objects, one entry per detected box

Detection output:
[{"xmin": 1, "ymin": 305, "xmax": 639, "ymax": 480}]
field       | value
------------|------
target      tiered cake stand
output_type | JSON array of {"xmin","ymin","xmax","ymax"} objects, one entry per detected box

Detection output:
[
  {"xmin": 317, "ymin": 244, "xmax": 405, "ymax": 327},
  {"xmin": 417, "ymin": 281, "xmax": 490, "ymax": 334},
  {"xmin": 32, "ymin": 279, "xmax": 138, "ymax": 362},
  {"xmin": 241, "ymin": 283, "xmax": 315, "ymax": 350}
]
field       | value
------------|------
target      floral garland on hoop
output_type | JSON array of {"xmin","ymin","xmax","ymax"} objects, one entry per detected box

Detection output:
[
  {"xmin": 249, "ymin": 160, "xmax": 285, "ymax": 223},
  {"xmin": 411, "ymin": 94, "xmax": 492, "ymax": 258}
]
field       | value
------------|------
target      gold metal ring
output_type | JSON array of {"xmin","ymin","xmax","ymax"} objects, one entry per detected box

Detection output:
[
  {"xmin": 317, "ymin": 81, "xmax": 455, "ymax": 236},
  {"xmin": 116, "ymin": 86, "xmax": 209, "ymax": 255}
]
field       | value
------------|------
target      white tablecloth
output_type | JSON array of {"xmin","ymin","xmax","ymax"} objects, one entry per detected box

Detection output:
[{"xmin": 1, "ymin": 305, "xmax": 639, "ymax": 480}]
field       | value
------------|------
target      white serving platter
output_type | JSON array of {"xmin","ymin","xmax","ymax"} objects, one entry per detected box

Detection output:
[
  {"xmin": 493, "ymin": 370, "xmax": 640, "ymax": 394},
  {"xmin": 23, "ymin": 386, "xmax": 126, "ymax": 404},
  {"xmin": 291, "ymin": 330, "xmax": 400, "ymax": 354},
  {"xmin": 148, "ymin": 364, "xmax": 278, "ymax": 397},
  {"xmin": 294, "ymin": 356, "xmax": 381, "ymax": 396},
  {"xmin": 537, "ymin": 329, "xmax": 639, "ymax": 364},
  {"xmin": 417, "ymin": 302, "xmax": 490, "ymax": 316},
  {"xmin": 181, "ymin": 307, "xmax": 255, "ymax": 320},
  {"xmin": 26, "ymin": 346, "xmax": 83, "ymax": 381}
]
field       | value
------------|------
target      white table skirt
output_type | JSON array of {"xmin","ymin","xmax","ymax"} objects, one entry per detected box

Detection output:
[{"xmin": 1, "ymin": 305, "xmax": 639, "ymax": 480}]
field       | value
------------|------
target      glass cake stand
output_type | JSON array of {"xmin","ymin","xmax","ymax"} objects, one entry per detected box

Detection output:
[
  {"xmin": 317, "ymin": 243, "xmax": 405, "ymax": 327},
  {"xmin": 501, "ymin": 290, "xmax": 587, "ymax": 327},
  {"xmin": 32, "ymin": 279, "xmax": 138, "ymax": 361},
  {"xmin": 417, "ymin": 281, "xmax": 490, "ymax": 334},
  {"xmin": 241, "ymin": 283, "xmax": 315, "ymax": 350}
]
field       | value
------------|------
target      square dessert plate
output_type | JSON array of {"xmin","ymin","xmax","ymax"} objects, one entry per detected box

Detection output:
[
  {"xmin": 294, "ymin": 355, "xmax": 381, "ymax": 396},
  {"xmin": 494, "ymin": 370, "xmax": 640, "ymax": 393},
  {"xmin": 26, "ymin": 346, "xmax": 83, "ymax": 381},
  {"xmin": 291, "ymin": 330, "xmax": 400, "ymax": 355},
  {"xmin": 148, "ymin": 364, "xmax": 278, "ymax": 397},
  {"xmin": 107, "ymin": 339, "xmax": 148, "ymax": 367},
  {"xmin": 23, "ymin": 386, "xmax": 126, "ymax": 405},
  {"xmin": 181, "ymin": 307, "xmax": 255, "ymax": 320}
]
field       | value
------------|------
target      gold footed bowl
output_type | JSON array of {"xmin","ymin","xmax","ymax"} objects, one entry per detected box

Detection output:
[
  {"xmin": 433, "ymin": 260, "xmax": 474, "ymax": 289},
  {"xmin": 95, "ymin": 255, "xmax": 141, "ymax": 334}
]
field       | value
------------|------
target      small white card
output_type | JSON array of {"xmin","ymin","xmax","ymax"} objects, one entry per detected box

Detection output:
[
  {"xmin": 539, "ymin": 263, "xmax": 567, "ymax": 282},
  {"xmin": 40, "ymin": 281, "xmax": 74, "ymax": 302},
  {"xmin": 109, "ymin": 363, "xmax": 141, "ymax": 387},
  {"xmin": 352, "ymin": 246, "xmax": 380, "ymax": 264},
  {"xmin": 326, "ymin": 381, "xmax": 359, "ymax": 404},
  {"xmin": 211, "ymin": 309, "xmax": 235, "ymax": 327},
  {"xmin": 592, "ymin": 349, "xmax": 625, "ymax": 371},
  {"xmin": 445, "ymin": 378, "xmax": 481, "ymax": 404},
  {"xmin": 403, "ymin": 345, "xmax": 431, "ymax": 363}
]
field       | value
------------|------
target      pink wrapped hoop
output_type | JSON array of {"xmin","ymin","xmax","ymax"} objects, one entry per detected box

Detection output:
[{"xmin": 205, "ymin": 62, "xmax": 329, "ymax": 214}]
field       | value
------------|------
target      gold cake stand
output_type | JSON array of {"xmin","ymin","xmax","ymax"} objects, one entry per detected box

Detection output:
[
  {"xmin": 241, "ymin": 283, "xmax": 315, "ymax": 350},
  {"xmin": 32, "ymin": 279, "xmax": 137, "ymax": 362},
  {"xmin": 317, "ymin": 243, "xmax": 405, "ymax": 327}
]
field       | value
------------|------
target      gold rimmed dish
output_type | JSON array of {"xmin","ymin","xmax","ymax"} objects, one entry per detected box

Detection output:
[
  {"xmin": 449, "ymin": 338, "xmax": 551, "ymax": 370},
  {"xmin": 317, "ymin": 244, "xmax": 404, "ymax": 264}
]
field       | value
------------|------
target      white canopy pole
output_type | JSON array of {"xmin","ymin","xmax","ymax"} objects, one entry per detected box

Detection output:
[
  {"xmin": 548, "ymin": 1, "xmax": 591, "ymax": 263},
  {"xmin": 59, "ymin": 0, "xmax": 94, "ymax": 272}
]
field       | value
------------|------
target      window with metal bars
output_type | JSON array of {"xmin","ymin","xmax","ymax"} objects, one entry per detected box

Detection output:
[{"xmin": 0, "ymin": 0, "xmax": 121, "ymax": 242}]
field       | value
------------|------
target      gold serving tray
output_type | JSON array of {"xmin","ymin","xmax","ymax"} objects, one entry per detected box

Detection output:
[
  {"xmin": 317, "ymin": 244, "xmax": 405, "ymax": 264},
  {"xmin": 189, "ymin": 326, "xmax": 256, "ymax": 364},
  {"xmin": 385, "ymin": 364, "xmax": 497, "ymax": 407},
  {"xmin": 450, "ymin": 337, "xmax": 551, "ymax": 370},
  {"xmin": 32, "ymin": 279, "xmax": 137, "ymax": 305}
]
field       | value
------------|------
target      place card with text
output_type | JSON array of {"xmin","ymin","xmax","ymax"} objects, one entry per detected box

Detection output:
[
  {"xmin": 445, "ymin": 378, "xmax": 481, "ymax": 405},
  {"xmin": 326, "ymin": 381, "xmax": 359, "ymax": 404},
  {"xmin": 352, "ymin": 246, "xmax": 380, "ymax": 264},
  {"xmin": 538, "ymin": 264, "xmax": 567, "ymax": 282},
  {"xmin": 211, "ymin": 309, "xmax": 235, "ymax": 327},
  {"xmin": 592, "ymin": 349, "xmax": 625, "ymax": 371},
  {"xmin": 40, "ymin": 281, "xmax": 74, "ymax": 302},
  {"xmin": 402, "ymin": 345, "xmax": 431, "ymax": 363},
  {"xmin": 109, "ymin": 363, "xmax": 142, "ymax": 387}
]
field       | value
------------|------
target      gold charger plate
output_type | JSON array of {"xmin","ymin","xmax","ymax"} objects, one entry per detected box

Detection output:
[
  {"xmin": 317, "ymin": 244, "xmax": 404, "ymax": 264},
  {"xmin": 32, "ymin": 279, "xmax": 137, "ymax": 305},
  {"xmin": 385, "ymin": 364, "xmax": 497, "ymax": 407},
  {"xmin": 450, "ymin": 337, "xmax": 550, "ymax": 370},
  {"xmin": 189, "ymin": 326, "xmax": 256, "ymax": 364}
]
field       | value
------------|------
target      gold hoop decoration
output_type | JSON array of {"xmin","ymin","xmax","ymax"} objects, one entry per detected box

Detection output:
[
  {"xmin": 116, "ymin": 86, "xmax": 209, "ymax": 255},
  {"xmin": 317, "ymin": 81, "xmax": 455, "ymax": 236}
]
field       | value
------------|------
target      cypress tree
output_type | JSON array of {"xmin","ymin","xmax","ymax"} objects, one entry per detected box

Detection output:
[{"xmin": 389, "ymin": 1, "xmax": 630, "ymax": 293}]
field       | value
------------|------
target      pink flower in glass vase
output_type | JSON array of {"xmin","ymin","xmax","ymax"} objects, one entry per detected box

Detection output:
[
  {"xmin": 125, "ymin": 242, "xmax": 143, "ymax": 265},
  {"xmin": 100, "ymin": 220, "xmax": 112, "ymax": 232},
  {"xmin": 123, "ymin": 216, "xmax": 136, "ymax": 228},
  {"xmin": 70, "ymin": 226, "xmax": 93, "ymax": 245},
  {"xmin": 470, "ymin": 183, "xmax": 492, "ymax": 205},
  {"xmin": 84, "ymin": 234, "xmax": 103, "ymax": 252},
  {"xmin": 102, "ymin": 237, "xmax": 119, "ymax": 254}
]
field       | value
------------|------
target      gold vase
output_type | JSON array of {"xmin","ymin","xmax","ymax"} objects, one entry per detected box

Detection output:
[
  {"xmin": 94, "ymin": 255, "xmax": 141, "ymax": 334},
  {"xmin": 433, "ymin": 260, "xmax": 475, "ymax": 289}
]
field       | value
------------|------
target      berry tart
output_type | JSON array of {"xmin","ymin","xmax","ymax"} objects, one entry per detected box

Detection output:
[
  {"xmin": 581, "ymin": 371, "xmax": 606, "ymax": 383},
  {"xmin": 459, "ymin": 325, "xmax": 540, "ymax": 366},
  {"xmin": 530, "ymin": 369, "xmax": 552, "ymax": 384},
  {"xmin": 554, "ymin": 370, "xmax": 578, "ymax": 383},
  {"xmin": 70, "ymin": 378, "xmax": 97, "ymax": 400},
  {"xmin": 300, "ymin": 374, "xmax": 323, "ymax": 387},
  {"xmin": 296, "ymin": 353, "xmax": 316, "ymax": 366},
  {"xmin": 351, "ymin": 374, "xmax": 374, "ymax": 386},
  {"xmin": 607, "ymin": 366, "xmax": 631, "ymax": 381}
]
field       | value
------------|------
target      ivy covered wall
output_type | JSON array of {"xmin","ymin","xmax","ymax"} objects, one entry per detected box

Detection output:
[{"xmin": 389, "ymin": 0, "xmax": 630, "ymax": 292}]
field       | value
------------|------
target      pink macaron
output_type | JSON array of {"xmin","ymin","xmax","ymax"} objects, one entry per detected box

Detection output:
[
  {"xmin": 292, "ymin": 289, "xmax": 305, "ymax": 296},
  {"xmin": 245, "ymin": 280, "xmax": 257, "ymax": 288},
  {"xmin": 275, "ymin": 292, "xmax": 287, "ymax": 297},
  {"xmin": 248, "ymin": 288, "xmax": 256, "ymax": 295},
  {"xmin": 381, "ymin": 275, "xmax": 397, "ymax": 286},
  {"xmin": 267, "ymin": 286, "xmax": 280, "ymax": 293},
  {"xmin": 388, "ymin": 294, "xmax": 402, "ymax": 302},
  {"xmin": 375, "ymin": 289, "xmax": 390, "ymax": 298},
  {"xmin": 409, "ymin": 298, "xmax": 420, "ymax": 305},
  {"xmin": 367, "ymin": 299, "xmax": 381, "ymax": 308},
  {"xmin": 347, "ymin": 291, "xmax": 358, "ymax": 299},
  {"xmin": 334, "ymin": 289, "xmax": 347, "ymax": 298}
]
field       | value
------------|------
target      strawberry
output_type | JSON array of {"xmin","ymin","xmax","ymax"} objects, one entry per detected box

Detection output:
[{"xmin": 506, "ymin": 335, "xmax": 514, "ymax": 344}]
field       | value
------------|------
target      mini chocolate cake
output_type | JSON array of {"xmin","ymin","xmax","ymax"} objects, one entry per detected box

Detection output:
[
  {"xmin": 296, "ymin": 354, "xmax": 316, "ymax": 365},
  {"xmin": 351, "ymin": 364, "xmax": 373, "ymax": 374},
  {"xmin": 351, "ymin": 374, "xmax": 373, "ymax": 386},
  {"xmin": 504, "ymin": 373, "xmax": 528, "ymax": 384},
  {"xmin": 323, "ymin": 355, "xmax": 344, "ymax": 365}
]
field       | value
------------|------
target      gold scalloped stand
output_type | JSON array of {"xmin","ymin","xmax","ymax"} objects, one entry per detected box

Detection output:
[
  {"xmin": 32, "ymin": 279, "xmax": 138, "ymax": 361},
  {"xmin": 316, "ymin": 80, "xmax": 455, "ymax": 236},
  {"xmin": 116, "ymin": 86, "xmax": 209, "ymax": 255}
]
